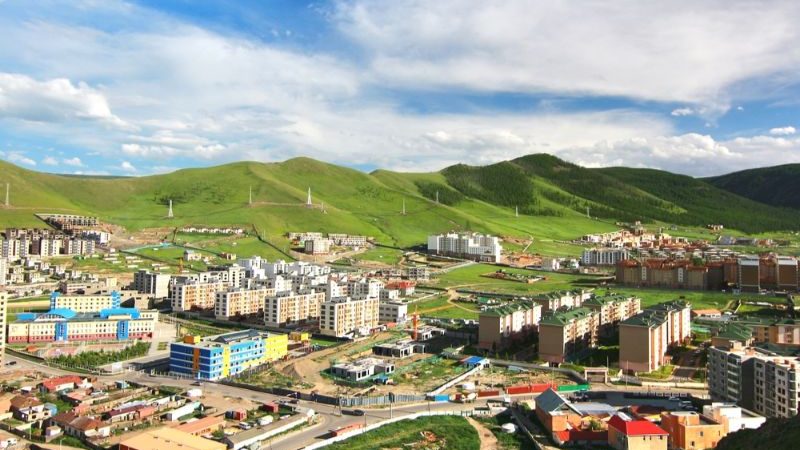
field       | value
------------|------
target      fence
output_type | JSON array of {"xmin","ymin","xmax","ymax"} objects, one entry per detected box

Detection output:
[{"xmin": 338, "ymin": 393, "xmax": 427, "ymax": 408}]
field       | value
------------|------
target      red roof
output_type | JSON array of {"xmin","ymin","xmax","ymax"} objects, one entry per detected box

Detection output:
[
  {"xmin": 608, "ymin": 415, "xmax": 668, "ymax": 436},
  {"xmin": 41, "ymin": 375, "xmax": 83, "ymax": 391}
]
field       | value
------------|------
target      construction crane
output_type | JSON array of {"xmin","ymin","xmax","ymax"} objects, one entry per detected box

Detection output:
[{"xmin": 412, "ymin": 303, "xmax": 419, "ymax": 341}]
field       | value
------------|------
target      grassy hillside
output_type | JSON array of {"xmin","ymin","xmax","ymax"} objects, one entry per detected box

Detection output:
[
  {"xmin": 706, "ymin": 163, "xmax": 800, "ymax": 209},
  {"xmin": 1, "ymin": 154, "xmax": 797, "ymax": 251},
  {"xmin": 716, "ymin": 414, "xmax": 800, "ymax": 450}
]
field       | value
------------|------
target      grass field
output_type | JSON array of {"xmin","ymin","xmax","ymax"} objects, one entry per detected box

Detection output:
[
  {"xmin": 429, "ymin": 264, "xmax": 597, "ymax": 294},
  {"xmin": 325, "ymin": 415, "xmax": 480, "ymax": 450}
]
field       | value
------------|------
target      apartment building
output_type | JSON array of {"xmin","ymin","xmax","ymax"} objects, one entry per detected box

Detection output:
[
  {"xmin": 532, "ymin": 289, "xmax": 593, "ymax": 314},
  {"xmin": 328, "ymin": 234, "xmax": 368, "ymax": 247},
  {"xmin": 538, "ymin": 307, "xmax": 599, "ymax": 364},
  {"xmin": 49, "ymin": 291, "xmax": 121, "ymax": 313},
  {"xmin": 0, "ymin": 258, "xmax": 7, "ymax": 286},
  {"xmin": 659, "ymin": 411, "xmax": 725, "ymax": 450},
  {"xmin": 583, "ymin": 294, "xmax": 641, "ymax": 336},
  {"xmin": 378, "ymin": 300, "xmax": 408, "ymax": 324},
  {"xmin": 406, "ymin": 266, "xmax": 430, "ymax": 281},
  {"xmin": 170, "ymin": 330, "xmax": 287, "ymax": 381},
  {"xmin": 753, "ymin": 354, "xmax": 800, "ymax": 418},
  {"xmin": 132, "ymin": 270, "xmax": 171, "ymax": 299},
  {"xmin": 170, "ymin": 279, "xmax": 226, "ymax": 312},
  {"xmin": 264, "ymin": 291, "xmax": 325, "ymax": 327},
  {"xmin": 618, "ymin": 300, "xmax": 691, "ymax": 373},
  {"xmin": 215, "ymin": 287, "xmax": 273, "ymax": 319},
  {"xmin": 320, "ymin": 296, "xmax": 379, "ymax": 338},
  {"xmin": 427, "ymin": 232, "xmax": 502, "ymax": 263},
  {"xmin": 478, "ymin": 301, "xmax": 542, "ymax": 350},
  {"xmin": 0, "ymin": 291, "xmax": 6, "ymax": 365},
  {"xmin": 8, "ymin": 308, "xmax": 158, "ymax": 343},
  {"xmin": 582, "ymin": 248, "xmax": 630, "ymax": 266},
  {"xmin": 304, "ymin": 239, "xmax": 331, "ymax": 255}
]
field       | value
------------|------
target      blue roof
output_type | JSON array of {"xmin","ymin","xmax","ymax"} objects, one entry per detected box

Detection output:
[
  {"xmin": 46, "ymin": 308, "xmax": 77, "ymax": 319},
  {"xmin": 464, "ymin": 356, "xmax": 487, "ymax": 365},
  {"xmin": 99, "ymin": 308, "xmax": 140, "ymax": 319}
]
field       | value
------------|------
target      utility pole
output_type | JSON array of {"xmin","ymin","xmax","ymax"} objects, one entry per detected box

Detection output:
[
  {"xmin": 435, "ymin": 191, "xmax": 439, "ymax": 204},
  {"xmin": 249, "ymin": 186, "xmax": 253, "ymax": 205},
  {"xmin": 402, "ymin": 199, "xmax": 406, "ymax": 216},
  {"xmin": 167, "ymin": 199, "xmax": 174, "ymax": 218},
  {"xmin": 4, "ymin": 183, "xmax": 8, "ymax": 207},
  {"xmin": 515, "ymin": 206, "xmax": 519, "ymax": 218},
  {"xmin": 306, "ymin": 187, "xmax": 312, "ymax": 207}
]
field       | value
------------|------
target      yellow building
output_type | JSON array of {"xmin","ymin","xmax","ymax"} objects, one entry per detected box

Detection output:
[
  {"xmin": 49, "ymin": 292, "xmax": 120, "ymax": 313},
  {"xmin": 214, "ymin": 287, "xmax": 275, "ymax": 319},
  {"xmin": 264, "ymin": 291, "xmax": 325, "ymax": 327},
  {"xmin": 170, "ymin": 280, "xmax": 226, "ymax": 312},
  {"xmin": 170, "ymin": 329, "xmax": 288, "ymax": 380},
  {"xmin": 320, "ymin": 297, "xmax": 379, "ymax": 338}
]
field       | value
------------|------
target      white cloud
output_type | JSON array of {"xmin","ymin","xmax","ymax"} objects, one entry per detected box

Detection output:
[
  {"xmin": 42, "ymin": 156, "xmax": 58, "ymax": 165},
  {"xmin": 671, "ymin": 108, "xmax": 694, "ymax": 117},
  {"xmin": 0, "ymin": 73, "xmax": 132, "ymax": 128},
  {"xmin": 3, "ymin": 151, "xmax": 37, "ymax": 166},
  {"xmin": 62, "ymin": 157, "xmax": 83, "ymax": 167},
  {"xmin": 119, "ymin": 161, "xmax": 137, "ymax": 173},
  {"xmin": 769, "ymin": 126, "xmax": 796, "ymax": 135},
  {"xmin": 334, "ymin": 1, "xmax": 800, "ymax": 109}
]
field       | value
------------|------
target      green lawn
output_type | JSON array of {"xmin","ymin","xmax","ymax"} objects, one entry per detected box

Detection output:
[
  {"xmin": 639, "ymin": 364, "xmax": 675, "ymax": 380},
  {"xmin": 325, "ymin": 415, "xmax": 480, "ymax": 450},
  {"xmin": 477, "ymin": 413, "xmax": 537, "ymax": 450},
  {"xmin": 348, "ymin": 246, "xmax": 404, "ymax": 264},
  {"xmin": 429, "ymin": 263, "xmax": 597, "ymax": 294}
]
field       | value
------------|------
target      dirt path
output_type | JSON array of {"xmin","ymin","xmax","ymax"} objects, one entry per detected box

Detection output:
[{"xmin": 467, "ymin": 417, "xmax": 499, "ymax": 450}]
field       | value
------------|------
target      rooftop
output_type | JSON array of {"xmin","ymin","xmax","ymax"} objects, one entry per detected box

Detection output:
[
  {"xmin": 539, "ymin": 307, "xmax": 596, "ymax": 326},
  {"xmin": 608, "ymin": 413, "xmax": 668, "ymax": 436},
  {"xmin": 119, "ymin": 427, "xmax": 225, "ymax": 450},
  {"xmin": 480, "ymin": 301, "xmax": 540, "ymax": 317}
]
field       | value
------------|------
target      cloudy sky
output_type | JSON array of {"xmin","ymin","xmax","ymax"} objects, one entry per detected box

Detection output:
[{"xmin": 1, "ymin": 0, "xmax": 800, "ymax": 176}]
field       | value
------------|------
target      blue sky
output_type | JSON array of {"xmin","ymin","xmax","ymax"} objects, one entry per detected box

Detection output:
[{"xmin": 0, "ymin": 0, "xmax": 799, "ymax": 176}]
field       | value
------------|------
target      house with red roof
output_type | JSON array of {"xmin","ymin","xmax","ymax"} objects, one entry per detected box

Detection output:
[
  {"xmin": 39, "ymin": 375, "xmax": 89, "ymax": 394},
  {"xmin": 608, "ymin": 413, "xmax": 668, "ymax": 450}
]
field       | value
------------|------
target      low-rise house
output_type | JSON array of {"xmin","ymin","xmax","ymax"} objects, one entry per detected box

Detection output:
[
  {"xmin": 119, "ymin": 427, "xmax": 226, "ymax": 450},
  {"xmin": 40, "ymin": 375, "xmax": 89, "ymax": 394},
  {"xmin": 607, "ymin": 413, "xmax": 668, "ymax": 450},
  {"xmin": 701, "ymin": 403, "xmax": 765, "ymax": 433},
  {"xmin": 175, "ymin": 415, "xmax": 226, "ymax": 436},
  {"xmin": 49, "ymin": 412, "xmax": 111, "ymax": 439},
  {"xmin": 10, "ymin": 395, "xmax": 52, "ymax": 422},
  {"xmin": 330, "ymin": 357, "xmax": 395, "ymax": 382},
  {"xmin": 660, "ymin": 411, "xmax": 726, "ymax": 450},
  {"xmin": 104, "ymin": 404, "xmax": 156, "ymax": 423}
]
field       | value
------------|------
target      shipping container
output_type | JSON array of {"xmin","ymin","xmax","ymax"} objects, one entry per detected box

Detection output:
[
  {"xmin": 531, "ymin": 383, "xmax": 555, "ymax": 393},
  {"xmin": 477, "ymin": 390, "xmax": 501, "ymax": 398},
  {"xmin": 432, "ymin": 394, "xmax": 450, "ymax": 402},
  {"xmin": 556, "ymin": 384, "xmax": 590, "ymax": 392}
]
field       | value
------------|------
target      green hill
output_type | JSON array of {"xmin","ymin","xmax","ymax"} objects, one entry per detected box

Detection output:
[
  {"xmin": 706, "ymin": 164, "xmax": 800, "ymax": 209},
  {"xmin": 716, "ymin": 414, "xmax": 800, "ymax": 450},
  {"xmin": 0, "ymin": 154, "xmax": 798, "ymax": 251}
]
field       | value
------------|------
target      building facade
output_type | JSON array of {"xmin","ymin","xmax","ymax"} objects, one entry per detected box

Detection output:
[
  {"xmin": 478, "ymin": 301, "xmax": 542, "ymax": 350},
  {"xmin": 263, "ymin": 291, "xmax": 325, "ymax": 327},
  {"xmin": 426, "ymin": 232, "xmax": 502, "ymax": 263},
  {"xmin": 320, "ymin": 297, "xmax": 379, "ymax": 338},
  {"xmin": 169, "ymin": 330, "xmax": 288, "ymax": 380},
  {"xmin": 49, "ymin": 291, "xmax": 121, "ymax": 313},
  {"xmin": 132, "ymin": 270, "xmax": 171, "ymax": 299},
  {"xmin": 583, "ymin": 294, "xmax": 641, "ymax": 336},
  {"xmin": 582, "ymin": 248, "xmax": 631, "ymax": 266},
  {"xmin": 215, "ymin": 287, "xmax": 273, "ymax": 319},
  {"xmin": 618, "ymin": 300, "xmax": 691, "ymax": 373},
  {"xmin": 170, "ymin": 280, "xmax": 226, "ymax": 312},
  {"xmin": 8, "ymin": 308, "xmax": 157, "ymax": 343},
  {"xmin": 538, "ymin": 307, "xmax": 599, "ymax": 364}
]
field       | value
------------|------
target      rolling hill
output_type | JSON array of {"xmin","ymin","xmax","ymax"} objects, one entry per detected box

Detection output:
[
  {"xmin": 0, "ymin": 154, "xmax": 798, "ymax": 252},
  {"xmin": 706, "ymin": 164, "xmax": 800, "ymax": 209}
]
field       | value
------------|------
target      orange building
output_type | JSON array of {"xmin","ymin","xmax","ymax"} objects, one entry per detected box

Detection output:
[{"xmin": 660, "ymin": 411, "xmax": 725, "ymax": 450}]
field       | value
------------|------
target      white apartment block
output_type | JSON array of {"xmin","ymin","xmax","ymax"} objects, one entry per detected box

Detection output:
[
  {"xmin": 264, "ymin": 291, "xmax": 325, "ymax": 327},
  {"xmin": 427, "ymin": 232, "xmax": 502, "ymax": 263},
  {"xmin": 0, "ymin": 258, "xmax": 7, "ymax": 286},
  {"xmin": 170, "ymin": 279, "xmax": 226, "ymax": 312},
  {"xmin": 304, "ymin": 239, "xmax": 331, "ymax": 255},
  {"xmin": 320, "ymin": 297, "xmax": 380, "ymax": 338},
  {"xmin": 328, "ymin": 234, "xmax": 368, "ymax": 247},
  {"xmin": 406, "ymin": 266, "xmax": 429, "ymax": 281},
  {"xmin": 0, "ymin": 291, "xmax": 6, "ymax": 365},
  {"xmin": 215, "ymin": 287, "xmax": 274, "ymax": 319},
  {"xmin": 132, "ymin": 270, "xmax": 171, "ymax": 299},
  {"xmin": 581, "ymin": 248, "xmax": 631, "ymax": 266},
  {"xmin": 378, "ymin": 300, "xmax": 408, "ymax": 323}
]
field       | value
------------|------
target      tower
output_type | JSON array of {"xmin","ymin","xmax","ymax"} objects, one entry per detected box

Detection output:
[
  {"xmin": 3, "ymin": 183, "xmax": 8, "ymax": 207},
  {"xmin": 515, "ymin": 206, "xmax": 519, "ymax": 218},
  {"xmin": 435, "ymin": 191, "xmax": 439, "ymax": 204},
  {"xmin": 306, "ymin": 187, "xmax": 312, "ymax": 208},
  {"xmin": 249, "ymin": 186, "xmax": 253, "ymax": 205},
  {"xmin": 586, "ymin": 206, "xmax": 590, "ymax": 218},
  {"xmin": 402, "ymin": 199, "xmax": 406, "ymax": 216},
  {"xmin": 167, "ymin": 199, "xmax": 174, "ymax": 218}
]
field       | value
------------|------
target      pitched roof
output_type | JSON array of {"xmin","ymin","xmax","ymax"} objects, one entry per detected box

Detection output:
[
  {"xmin": 608, "ymin": 414, "xmax": 668, "ymax": 436},
  {"xmin": 41, "ymin": 375, "xmax": 84, "ymax": 391},
  {"xmin": 539, "ymin": 307, "xmax": 595, "ymax": 326},
  {"xmin": 535, "ymin": 388, "xmax": 571, "ymax": 413}
]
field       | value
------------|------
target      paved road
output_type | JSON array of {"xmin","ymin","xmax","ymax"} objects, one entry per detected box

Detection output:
[{"xmin": 3, "ymin": 353, "xmax": 711, "ymax": 450}]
